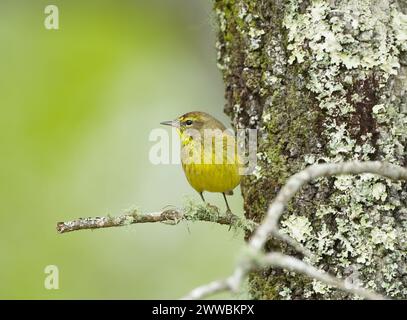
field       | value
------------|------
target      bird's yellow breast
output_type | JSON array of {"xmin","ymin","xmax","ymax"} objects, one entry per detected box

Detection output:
[
  {"xmin": 180, "ymin": 132, "xmax": 241, "ymax": 193},
  {"xmin": 182, "ymin": 162, "xmax": 240, "ymax": 193}
]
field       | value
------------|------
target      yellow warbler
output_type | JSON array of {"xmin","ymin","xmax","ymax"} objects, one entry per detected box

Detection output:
[{"xmin": 161, "ymin": 111, "xmax": 241, "ymax": 212}]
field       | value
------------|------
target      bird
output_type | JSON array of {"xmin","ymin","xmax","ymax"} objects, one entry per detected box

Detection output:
[{"xmin": 161, "ymin": 111, "xmax": 241, "ymax": 212}]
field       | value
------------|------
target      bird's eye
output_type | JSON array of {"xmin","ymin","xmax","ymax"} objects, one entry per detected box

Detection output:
[{"xmin": 185, "ymin": 120, "xmax": 193, "ymax": 126}]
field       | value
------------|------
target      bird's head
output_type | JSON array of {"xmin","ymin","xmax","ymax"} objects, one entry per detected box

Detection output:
[{"xmin": 160, "ymin": 111, "xmax": 226, "ymax": 139}]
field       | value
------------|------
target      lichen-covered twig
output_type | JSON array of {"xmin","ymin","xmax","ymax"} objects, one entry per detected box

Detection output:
[
  {"xmin": 183, "ymin": 161, "xmax": 407, "ymax": 300},
  {"xmin": 57, "ymin": 203, "xmax": 255, "ymax": 234}
]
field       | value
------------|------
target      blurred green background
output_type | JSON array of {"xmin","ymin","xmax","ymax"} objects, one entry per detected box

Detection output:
[{"xmin": 0, "ymin": 0, "xmax": 244, "ymax": 299}]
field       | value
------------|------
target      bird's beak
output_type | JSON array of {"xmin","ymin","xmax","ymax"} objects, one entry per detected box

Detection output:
[{"xmin": 160, "ymin": 120, "xmax": 179, "ymax": 128}]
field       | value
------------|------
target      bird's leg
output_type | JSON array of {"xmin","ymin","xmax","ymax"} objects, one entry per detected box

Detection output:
[
  {"xmin": 199, "ymin": 192, "xmax": 205, "ymax": 203},
  {"xmin": 222, "ymin": 193, "xmax": 235, "ymax": 231},
  {"xmin": 222, "ymin": 192, "xmax": 232, "ymax": 213}
]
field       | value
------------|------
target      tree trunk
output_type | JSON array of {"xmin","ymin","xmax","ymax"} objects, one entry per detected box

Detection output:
[{"xmin": 214, "ymin": 0, "xmax": 407, "ymax": 299}]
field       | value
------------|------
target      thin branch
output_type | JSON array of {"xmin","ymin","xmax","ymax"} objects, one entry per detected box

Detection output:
[
  {"xmin": 57, "ymin": 206, "xmax": 310, "ymax": 258},
  {"xmin": 182, "ymin": 278, "xmax": 232, "ymax": 300}
]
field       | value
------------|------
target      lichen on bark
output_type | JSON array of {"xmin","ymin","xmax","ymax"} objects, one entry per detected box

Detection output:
[{"xmin": 214, "ymin": 0, "xmax": 407, "ymax": 299}]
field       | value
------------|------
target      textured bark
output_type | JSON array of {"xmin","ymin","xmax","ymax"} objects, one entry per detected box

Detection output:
[{"xmin": 214, "ymin": 0, "xmax": 407, "ymax": 299}]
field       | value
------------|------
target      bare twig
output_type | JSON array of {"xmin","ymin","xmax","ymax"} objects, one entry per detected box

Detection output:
[{"xmin": 184, "ymin": 161, "xmax": 407, "ymax": 300}]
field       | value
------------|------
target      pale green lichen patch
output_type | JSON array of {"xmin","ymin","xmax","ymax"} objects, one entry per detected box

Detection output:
[
  {"xmin": 371, "ymin": 182, "xmax": 387, "ymax": 201},
  {"xmin": 371, "ymin": 226, "xmax": 397, "ymax": 250},
  {"xmin": 281, "ymin": 215, "xmax": 313, "ymax": 243},
  {"xmin": 284, "ymin": 0, "xmax": 405, "ymax": 75},
  {"xmin": 311, "ymin": 279, "xmax": 332, "ymax": 295},
  {"xmin": 182, "ymin": 199, "xmax": 256, "ymax": 232},
  {"xmin": 182, "ymin": 199, "xmax": 220, "ymax": 222},
  {"xmin": 278, "ymin": 286, "xmax": 292, "ymax": 299},
  {"xmin": 122, "ymin": 215, "xmax": 135, "ymax": 225}
]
